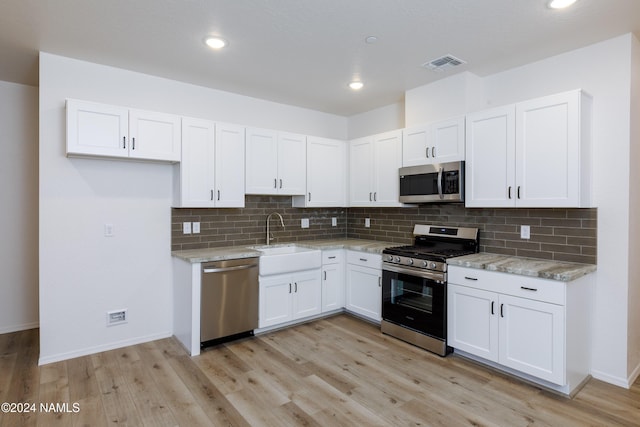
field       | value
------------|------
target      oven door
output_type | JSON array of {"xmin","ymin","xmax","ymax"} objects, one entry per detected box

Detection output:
[{"xmin": 382, "ymin": 264, "xmax": 446, "ymax": 340}]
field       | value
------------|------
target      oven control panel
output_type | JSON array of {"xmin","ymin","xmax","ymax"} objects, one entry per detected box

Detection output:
[{"xmin": 383, "ymin": 254, "xmax": 446, "ymax": 272}]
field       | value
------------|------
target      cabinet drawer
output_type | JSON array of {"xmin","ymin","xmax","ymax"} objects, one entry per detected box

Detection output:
[
  {"xmin": 346, "ymin": 251, "xmax": 381, "ymax": 269},
  {"xmin": 448, "ymin": 266, "xmax": 565, "ymax": 305},
  {"xmin": 322, "ymin": 250, "xmax": 344, "ymax": 265}
]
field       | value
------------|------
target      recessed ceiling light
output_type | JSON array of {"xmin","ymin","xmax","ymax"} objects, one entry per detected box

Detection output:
[
  {"xmin": 547, "ymin": 0, "xmax": 577, "ymax": 9},
  {"xmin": 349, "ymin": 81, "xmax": 364, "ymax": 90},
  {"xmin": 365, "ymin": 36, "xmax": 378, "ymax": 44},
  {"xmin": 204, "ymin": 36, "xmax": 227, "ymax": 49}
]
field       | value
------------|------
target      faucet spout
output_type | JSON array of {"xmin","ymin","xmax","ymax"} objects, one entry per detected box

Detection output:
[{"xmin": 266, "ymin": 212, "xmax": 285, "ymax": 245}]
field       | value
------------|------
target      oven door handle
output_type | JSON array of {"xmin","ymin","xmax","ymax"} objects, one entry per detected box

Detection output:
[
  {"xmin": 382, "ymin": 263, "xmax": 445, "ymax": 282},
  {"xmin": 437, "ymin": 167, "xmax": 444, "ymax": 199}
]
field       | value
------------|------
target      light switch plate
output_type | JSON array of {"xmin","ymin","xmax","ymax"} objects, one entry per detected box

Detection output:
[
  {"xmin": 192, "ymin": 222, "xmax": 200, "ymax": 233},
  {"xmin": 331, "ymin": 217, "xmax": 337, "ymax": 227},
  {"xmin": 183, "ymin": 222, "xmax": 192, "ymax": 234},
  {"xmin": 365, "ymin": 218, "xmax": 371, "ymax": 228},
  {"xmin": 521, "ymin": 225, "xmax": 530, "ymax": 239},
  {"xmin": 104, "ymin": 223, "xmax": 114, "ymax": 237},
  {"xmin": 301, "ymin": 218, "xmax": 310, "ymax": 228}
]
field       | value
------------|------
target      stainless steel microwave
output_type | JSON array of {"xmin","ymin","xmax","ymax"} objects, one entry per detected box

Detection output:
[{"xmin": 399, "ymin": 161, "xmax": 464, "ymax": 203}]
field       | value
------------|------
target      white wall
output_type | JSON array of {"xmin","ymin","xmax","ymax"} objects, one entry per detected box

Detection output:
[
  {"xmin": 348, "ymin": 102, "xmax": 405, "ymax": 140},
  {"xmin": 38, "ymin": 52, "xmax": 347, "ymax": 364},
  {"xmin": 628, "ymin": 34, "xmax": 640, "ymax": 381},
  {"xmin": 351, "ymin": 33, "xmax": 639, "ymax": 388},
  {"xmin": 0, "ymin": 81, "xmax": 38, "ymax": 333}
]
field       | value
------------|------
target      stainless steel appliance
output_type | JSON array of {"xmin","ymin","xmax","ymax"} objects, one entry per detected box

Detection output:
[
  {"xmin": 399, "ymin": 161, "xmax": 464, "ymax": 203},
  {"xmin": 201, "ymin": 257, "xmax": 259, "ymax": 346},
  {"xmin": 381, "ymin": 224, "xmax": 478, "ymax": 356}
]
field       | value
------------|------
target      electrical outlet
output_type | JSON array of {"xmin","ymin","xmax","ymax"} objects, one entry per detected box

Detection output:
[
  {"xmin": 332, "ymin": 217, "xmax": 337, "ymax": 227},
  {"xmin": 106, "ymin": 309, "xmax": 127, "ymax": 326},
  {"xmin": 301, "ymin": 218, "xmax": 310, "ymax": 228},
  {"xmin": 520, "ymin": 225, "xmax": 531, "ymax": 239},
  {"xmin": 183, "ymin": 222, "xmax": 192, "ymax": 234},
  {"xmin": 365, "ymin": 218, "xmax": 371, "ymax": 228},
  {"xmin": 192, "ymin": 222, "xmax": 200, "ymax": 233},
  {"xmin": 104, "ymin": 223, "xmax": 114, "ymax": 237}
]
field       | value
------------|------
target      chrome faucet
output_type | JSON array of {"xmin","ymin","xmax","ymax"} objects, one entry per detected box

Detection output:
[{"xmin": 266, "ymin": 212, "xmax": 285, "ymax": 245}]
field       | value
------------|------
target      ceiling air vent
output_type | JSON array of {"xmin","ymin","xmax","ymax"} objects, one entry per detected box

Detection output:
[{"xmin": 422, "ymin": 54, "xmax": 466, "ymax": 72}]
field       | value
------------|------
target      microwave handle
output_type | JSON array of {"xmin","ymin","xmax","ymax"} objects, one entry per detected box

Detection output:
[{"xmin": 437, "ymin": 167, "xmax": 444, "ymax": 199}]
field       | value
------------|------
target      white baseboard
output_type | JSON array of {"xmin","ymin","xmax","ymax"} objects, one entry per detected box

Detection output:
[
  {"xmin": 591, "ymin": 368, "xmax": 633, "ymax": 389},
  {"xmin": 626, "ymin": 361, "xmax": 640, "ymax": 388},
  {"xmin": 0, "ymin": 321, "xmax": 39, "ymax": 334},
  {"xmin": 38, "ymin": 330, "xmax": 173, "ymax": 365}
]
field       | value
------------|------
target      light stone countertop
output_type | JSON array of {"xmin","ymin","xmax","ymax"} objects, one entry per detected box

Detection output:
[
  {"xmin": 447, "ymin": 253, "xmax": 596, "ymax": 282},
  {"xmin": 172, "ymin": 238, "xmax": 398, "ymax": 263}
]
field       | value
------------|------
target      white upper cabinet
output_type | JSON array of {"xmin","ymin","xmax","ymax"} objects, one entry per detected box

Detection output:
[
  {"xmin": 245, "ymin": 128, "xmax": 306, "ymax": 195},
  {"xmin": 465, "ymin": 105, "xmax": 516, "ymax": 207},
  {"xmin": 178, "ymin": 118, "xmax": 245, "ymax": 208},
  {"xmin": 402, "ymin": 116, "xmax": 465, "ymax": 167},
  {"xmin": 465, "ymin": 90, "xmax": 592, "ymax": 208},
  {"xmin": 66, "ymin": 99, "xmax": 180, "ymax": 162},
  {"xmin": 349, "ymin": 130, "xmax": 402, "ymax": 207},
  {"xmin": 292, "ymin": 136, "xmax": 347, "ymax": 207}
]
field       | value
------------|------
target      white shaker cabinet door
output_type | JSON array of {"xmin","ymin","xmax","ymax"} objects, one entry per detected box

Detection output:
[
  {"xmin": 465, "ymin": 105, "xmax": 516, "ymax": 207},
  {"xmin": 304, "ymin": 137, "xmax": 346, "ymax": 207},
  {"xmin": 349, "ymin": 137, "xmax": 375, "ymax": 206},
  {"xmin": 373, "ymin": 130, "xmax": 402, "ymax": 206},
  {"xmin": 215, "ymin": 123, "xmax": 245, "ymax": 207},
  {"xmin": 432, "ymin": 116, "xmax": 465, "ymax": 163},
  {"xmin": 345, "ymin": 264, "xmax": 381, "ymax": 322},
  {"xmin": 180, "ymin": 118, "xmax": 216, "ymax": 207},
  {"xmin": 66, "ymin": 99, "xmax": 129, "ymax": 158},
  {"xmin": 245, "ymin": 128, "xmax": 279, "ymax": 194},
  {"xmin": 129, "ymin": 109, "xmax": 181, "ymax": 162},
  {"xmin": 277, "ymin": 132, "xmax": 306, "ymax": 195},
  {"xmin": 499, "ymin": 294, "xmax": 565, "ymax": 385},
  {"xmin": 291, "ymin": 270, "xmax": 322, "ymax": 320}
]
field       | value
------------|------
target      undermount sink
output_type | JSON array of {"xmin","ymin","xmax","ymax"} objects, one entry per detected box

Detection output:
[{"xmin": 253, "ymin": 245, "xmax": 321, "ymax": 275}]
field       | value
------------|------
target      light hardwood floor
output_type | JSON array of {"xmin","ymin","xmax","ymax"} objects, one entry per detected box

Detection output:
[{"xmin": 1, "ymin": 314, "xmax": 639, "ymax": 426}]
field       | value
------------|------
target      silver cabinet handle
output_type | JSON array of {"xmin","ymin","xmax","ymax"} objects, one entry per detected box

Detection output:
[
  {"xmin": 369, "ymin": 192, "xmax": 372, "ymax": 201},
  {"xmin": 517, "ymin": 186, "xmax": 521, "ymax": 199},
  {"xmin": 464, "ymin": 276, "xmax": 478, "ymax": 281},
  {"xmin": 359, "ymin": 258, "xmax": 368, "ymax": 262},
  {"xmin": 324, "ymin": 271, "xmax": 327, "ymax": 280},
  {"xmin": 426, "ymin": 147, "xmax": 430, "ymax": 158},
  {"xmin": 520, "ymin": 286, "xmax": 538, "ymax": 292},
  {"xmin": 122, "ymin": 136, "xmax": 126, "ymax": 149},
  {"xmin": 328, "ymin": 256, "xmax": 336, "ymax": 259},
  {"xmin": 432, "ymin": 146, "xmax": 436, "ymax": 158},
  {"xmin": 500, "ymin": 304, "xmax": 504, "ymax": 318},
  {"xmin": 374, "ymin": 192, "xmax": 377, "ymax": 201},
  {"xmin": 279, "ymin": 179, "xmax": 283, "ymax": 189},
  {"xmin": 289, "ymin": 283, "xmax": 292, "ymax": 293},
  {"xmin": 274, "ymin": 179, "xmax": 277, "ymax": 189},
  {"xmin": 132, "ymin": 137, "xmax": 135, "ymax": 150},
  {"xmin": 508, "ymin": 186, "xmax": 512, "ymax": 199},
  {"xmin": 203, "ymin": 264, "xmax": 255, "ymax": 273},
  {"xmin": 210, "ymin": 190, "xmax": 214, "ymax": 201},
  {"xmin": 491, "ymin": 301, "xmax": 495, "ymax": 315},
  {"xmin": 308, "ymin": 192, "xmax": 311, "ymax": 202},
  {"xmin": 217, "ymin": 190, "xmax": 221, "ymax": 201},
  {"xmin": 294, "ymin": 282, "xmax": 298, "ymax": 292}
]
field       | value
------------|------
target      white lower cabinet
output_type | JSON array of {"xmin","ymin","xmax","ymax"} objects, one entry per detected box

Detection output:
[
  {"xmin": 321, "ymin": 250, "xmax": 345, "ymax": 312},
  {"xmin": 259, "ymin": 269, "xmax": 322, "ymax": 328},
  {"xmin": 345, "ymin": 251, "xmax": 382, "ymax": 322},
  {"xmin": 448, "ymin": 266, "xmax": 592, "ymax": 394}
]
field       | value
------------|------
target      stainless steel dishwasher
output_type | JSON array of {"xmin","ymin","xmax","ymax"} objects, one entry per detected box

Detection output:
[{"xmin": 201, "ymin": 257, "xmax": 259, "ymax": 345}]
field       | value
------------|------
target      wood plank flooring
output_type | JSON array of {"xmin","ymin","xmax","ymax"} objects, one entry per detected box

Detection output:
[{"xmin": 1, "ymin": 315, "xmax": 639, "ymax": 426}]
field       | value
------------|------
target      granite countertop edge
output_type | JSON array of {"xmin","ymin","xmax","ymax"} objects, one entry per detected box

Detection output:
[
  {"xmin": 171, "ymin": 238, "xmax": 397, "ymax": 263},
  {"xmin": 446, "ymin": 253, "xmax": 597, "ymax": 282}
]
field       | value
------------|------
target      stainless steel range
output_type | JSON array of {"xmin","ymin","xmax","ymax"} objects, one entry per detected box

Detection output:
[{"xmin": 381, "ymin": 224, "xmax": 479, "ymax": 356}]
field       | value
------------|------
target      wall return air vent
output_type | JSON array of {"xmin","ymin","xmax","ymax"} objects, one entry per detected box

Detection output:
[{"xmin": 422, "ymin": 54, "xmax": 466, "ymax": 72}]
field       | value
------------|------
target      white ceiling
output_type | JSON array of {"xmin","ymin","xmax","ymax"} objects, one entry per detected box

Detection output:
[{"xmin": 1, "ymin": 0, "xmax": 639, "ymax": 116}]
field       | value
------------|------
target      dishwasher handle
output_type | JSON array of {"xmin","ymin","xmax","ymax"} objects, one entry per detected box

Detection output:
[{"xmin": 203, "ymin": 264, "xmax": 256, "ymax": 274}]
